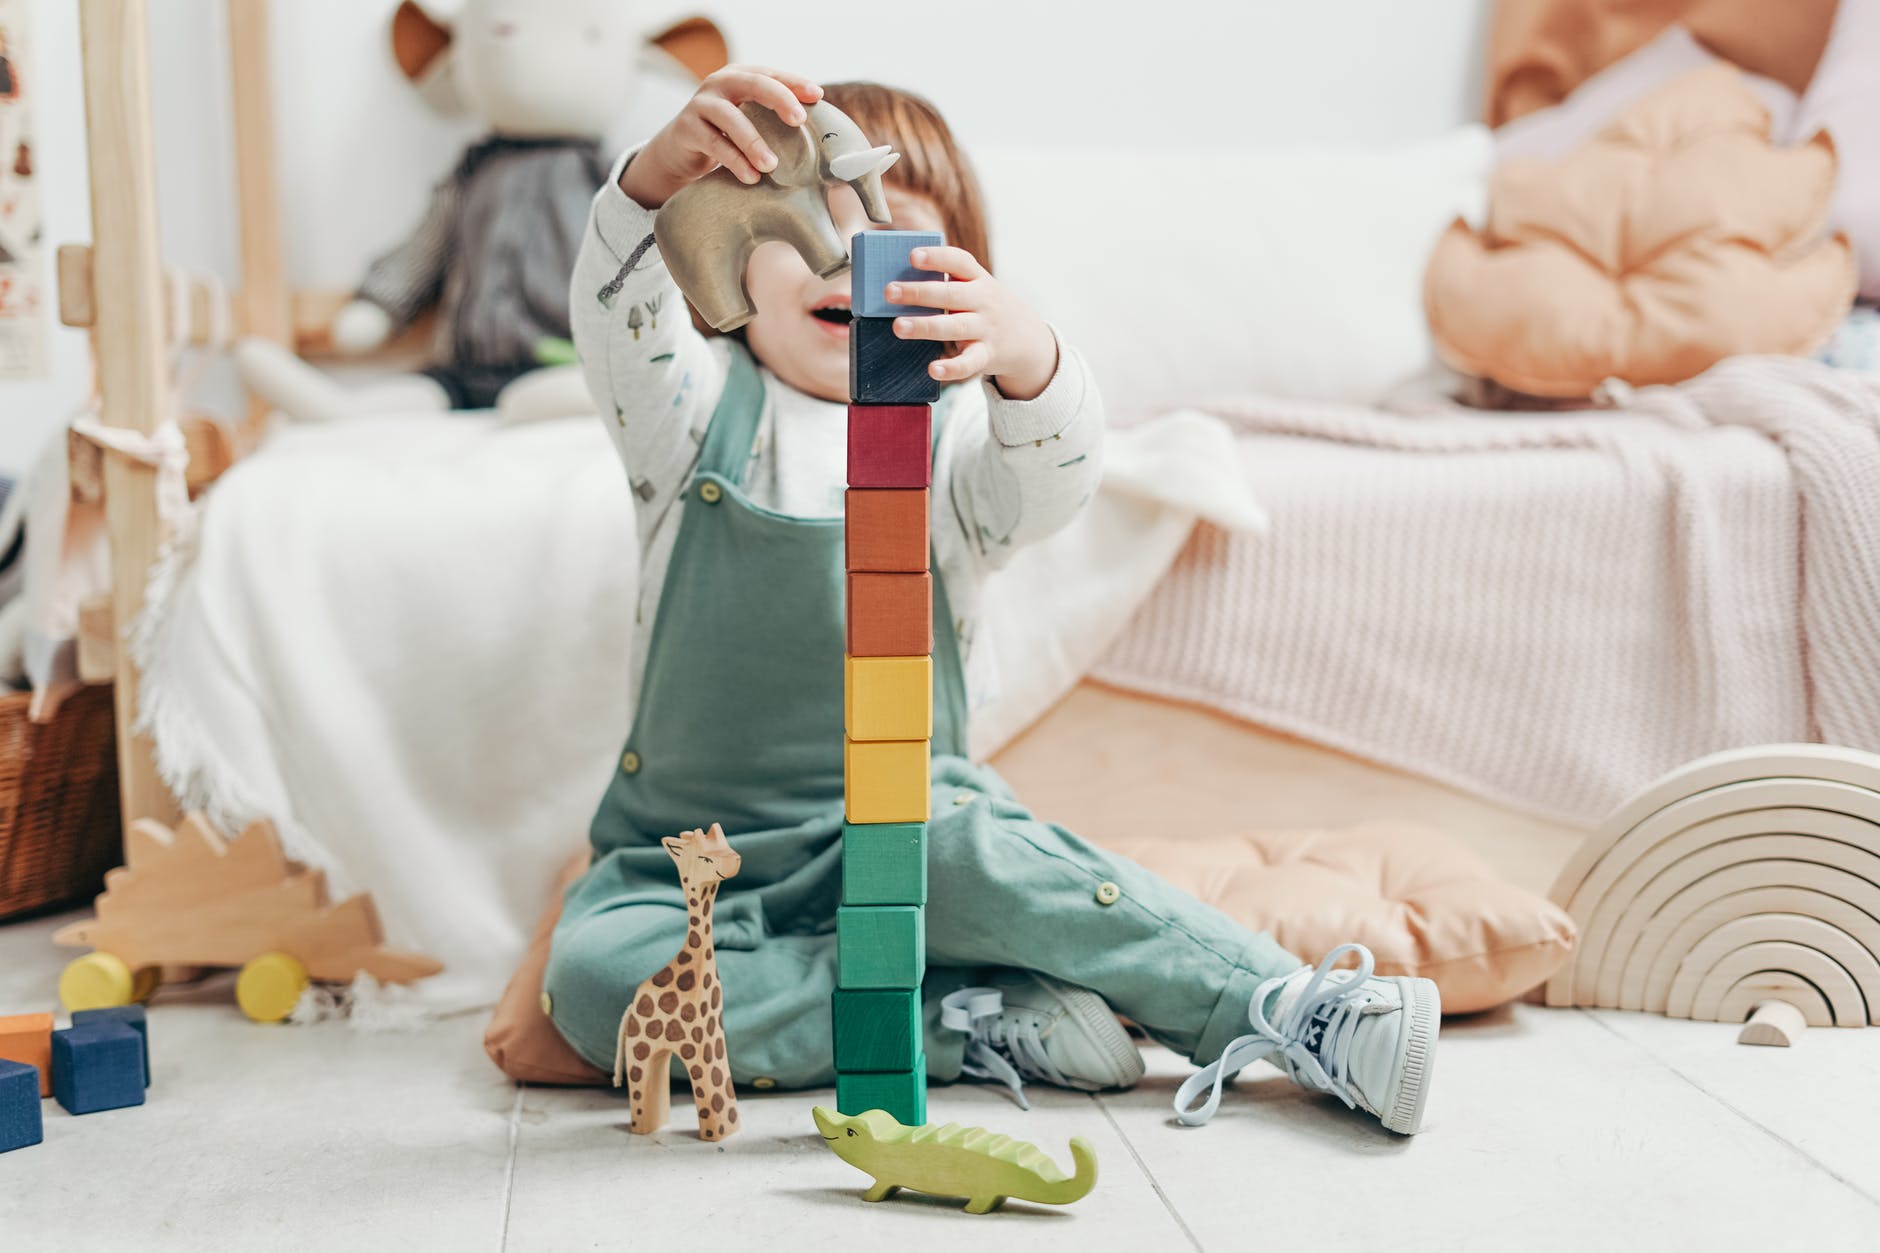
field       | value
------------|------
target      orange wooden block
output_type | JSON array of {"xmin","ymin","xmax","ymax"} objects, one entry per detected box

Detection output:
[
  {"xmin": 847, "ymin": 573, "xmax": 932, "ymax": 657},
  {"xmin": 0, "ymin": 1012, "xmax": 54, "ymax": 1097},
  {"xmin": 845, "ymin": 489, "xmax": 929, "ymax": 573}
]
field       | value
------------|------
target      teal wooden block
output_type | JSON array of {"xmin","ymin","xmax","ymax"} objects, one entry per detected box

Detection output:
[
  {"xmin": 851, "ymin": 230, "xmax": 944, "ymax": 318},
  {"xmin": 837, "ymin": 1060, "xmax": 927, "ymax": 1127},
  {"xmin": 832, "ymin": 988, "xmax": 921, "ymax": 1072},
  {"xmin": 842, "ymin": 822, "xmax": 927, "ymax": 905},
  {"xmin": 838, "ymin": 906, "xmax": 924, "ymax": 989}
]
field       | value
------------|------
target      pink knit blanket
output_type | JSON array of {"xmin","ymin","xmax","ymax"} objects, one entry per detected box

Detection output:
[{"xmin": 1093, "ymin": 356, "xmax": 1880, "ymax": 825}]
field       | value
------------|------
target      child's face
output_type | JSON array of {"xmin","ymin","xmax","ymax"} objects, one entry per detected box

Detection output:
[{"xmin": 743, "ymin": 186, "xmax": 948, "ymax": 403}]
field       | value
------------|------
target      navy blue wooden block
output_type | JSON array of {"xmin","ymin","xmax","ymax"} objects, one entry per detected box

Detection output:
[
  {"xmin": 851, "ymin": 230, "xmax": 944, "ymax": 318},
  {"xmin": 73, "ymin": 1005, "xmax": 149, "ymax": 1086},
  {"xmin": 51, "ymin": 1024, "xmax": 145, "ymax": 1115},
  {"xmin": 0, "ymin": 1059, "xmax": 42, "ymax": 1153},
  {"xmin": 850, "ymin": 317, "xmax": 941, "ymax": 405}
]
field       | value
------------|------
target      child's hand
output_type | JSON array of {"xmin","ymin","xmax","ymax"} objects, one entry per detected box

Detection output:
[
  {"xmin": 886, "ymin": 248, "xmax": 1059, "ymax": 401},
  {"xmin": 620, "ymin": 66, "xmax": 824, "ymax": 209}
]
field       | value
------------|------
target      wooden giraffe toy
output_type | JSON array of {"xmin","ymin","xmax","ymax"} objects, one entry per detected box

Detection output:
[{"xmin": 614, "ymin": 823, "xmax": 741, "ymax": 1139}]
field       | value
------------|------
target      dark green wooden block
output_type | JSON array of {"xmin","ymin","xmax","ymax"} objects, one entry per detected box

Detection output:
[
  {"xmin": 838, "ymin": 905, "xmax": 924, "ymax": 989},
  {"xmin": 831, "ymin": 988, "xmax": 921, "ymax": 1072},
  {"xmin": 842, "ymin": 822, "xmax": 927, "ymax": 905},
  {"xmin": 837, "ymin": 1061, "xmax": 927, "ymax": 1126}
]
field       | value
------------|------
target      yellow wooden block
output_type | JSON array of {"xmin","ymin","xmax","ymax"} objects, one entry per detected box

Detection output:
[
  {"xmin": 845, "ymin": 655, "xmax": 932, "ymax": 742},
  {"xmin": 844, "ymin": 738, "xmax": 931, "ymax": 823}
]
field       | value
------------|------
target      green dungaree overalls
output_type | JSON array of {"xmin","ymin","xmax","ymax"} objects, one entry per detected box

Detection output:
[{"xmin": 547, "ymin": 344, "xmax": 1298, "ymax": 1088}]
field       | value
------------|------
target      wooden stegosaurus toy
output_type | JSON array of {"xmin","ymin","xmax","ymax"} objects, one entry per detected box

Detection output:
[
  {"xmin": 54, "ymin": 812, "xmax": 442, "ymax": 1023},
  {"xmin": 813, "ymin": 1107, "xmax": 1098, "ymax": 1214}
]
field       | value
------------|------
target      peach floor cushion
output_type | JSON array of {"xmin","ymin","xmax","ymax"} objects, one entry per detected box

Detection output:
[
  {"xmin": 1426, "ymin": 63, "xmax": 1855, "ymax": 400},
  {"xmin": 485, "ymin": 822, "xmax": 1576, "ymax": 1084}
]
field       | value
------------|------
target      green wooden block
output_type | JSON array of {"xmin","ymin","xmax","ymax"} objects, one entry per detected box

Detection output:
[
  {"xmin": 838, "ymin": 906, "xmax": 924, "ymax": 989},
  {"xmin": 831, "ymin": 989, "xmax": 921, "ymax": 1072},
  {"xmin": 842, "ymin": 822, "xmax": 927, "ymax": 905},
  {"xmin": 837, "ymin": 1061, "xmax": 927, "ymax": 1127}
]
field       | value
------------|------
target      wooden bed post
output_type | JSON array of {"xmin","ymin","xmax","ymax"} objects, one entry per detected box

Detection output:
[
  {"xmin": 77, "ymin": 0, "xmax": 179, "ymax": 834},
  {"xmin": 226, "ymin": 0, "xmax": 289, "ymax": 424}
]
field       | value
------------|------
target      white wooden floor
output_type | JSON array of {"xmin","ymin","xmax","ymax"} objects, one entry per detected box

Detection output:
[{"xmin": 2, "ymin": 910, "xmax": 1878, "ymax": 1252}]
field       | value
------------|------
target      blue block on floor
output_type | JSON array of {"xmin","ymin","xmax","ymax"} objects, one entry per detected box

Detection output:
[
  {"xmin": 72, "ymin": 1005, "xmax": 149, "ymax": 1086},
  {"xmin": 51, "ymin": 1024, "xmax": 145, "ymax": 1115},
  {"xmin": 851, "ymin": 230, "xmax": 944, "ymax": 318},
  {"xmin": 0, "ymin": 1059, "xmax": 42, "ymax": 1153}
]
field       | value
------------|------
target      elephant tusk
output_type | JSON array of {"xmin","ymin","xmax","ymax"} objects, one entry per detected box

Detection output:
[{"xmin": 830, "ymin": 147, "xmax": 899, "ymax": 182}]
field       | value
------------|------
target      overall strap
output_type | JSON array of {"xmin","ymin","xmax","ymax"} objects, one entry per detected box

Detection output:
[{"xmin": 694, "ymin": 340, "xmax": 767, "ymax": 484}]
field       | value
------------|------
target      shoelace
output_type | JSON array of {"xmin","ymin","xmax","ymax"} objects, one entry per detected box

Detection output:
[
  {"xmin": 939, "ymin": 987, "xmax": 1074, "ymax": 1111},
  {"xmin": 1173, "ymin": 943, "xmax": 1382, "ymax": 1127}
]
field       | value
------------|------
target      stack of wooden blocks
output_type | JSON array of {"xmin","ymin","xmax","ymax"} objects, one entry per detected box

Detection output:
[{"xmin": 834, "ymin": 230, "xmax": 947, "ymax": 1128}]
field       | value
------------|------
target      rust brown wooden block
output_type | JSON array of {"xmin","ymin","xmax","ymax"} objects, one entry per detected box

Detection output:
[
  {"xmin": 847, "ymin": 573, "xmax": 932, "ymax": 657},
  {"xmin": 846, "ymin": 489, "xmax": 929, "ymax": 573}
]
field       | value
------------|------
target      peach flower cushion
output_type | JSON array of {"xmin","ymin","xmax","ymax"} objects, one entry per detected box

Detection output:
[
  {"xmin": 1426, "ymin": 64, "xmax": 1854, "ymax": 399},
  {"xmin": 485, "ymin": 822, "xmax": 1575, "ymax": 1084}
]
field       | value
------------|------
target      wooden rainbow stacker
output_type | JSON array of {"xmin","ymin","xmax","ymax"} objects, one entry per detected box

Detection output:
[{"xmin": 834, "ymin": 229, "xmax": 946, "ymax": 1127}]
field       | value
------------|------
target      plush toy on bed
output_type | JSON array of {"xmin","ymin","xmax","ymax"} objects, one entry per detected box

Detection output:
[{"xmin": 234, "ymin": 0, "xmax": 726, "ymax": 423}]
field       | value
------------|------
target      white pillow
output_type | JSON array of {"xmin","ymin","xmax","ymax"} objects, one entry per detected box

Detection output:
[{"xmin": 971, "ymin": 127, "xmax": 1492, "ymax": 422}]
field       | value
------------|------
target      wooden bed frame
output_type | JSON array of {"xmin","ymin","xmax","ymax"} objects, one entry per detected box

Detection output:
[{"xmin": 55, "ymin": 0, "xmax": 316, "ymax": 837}]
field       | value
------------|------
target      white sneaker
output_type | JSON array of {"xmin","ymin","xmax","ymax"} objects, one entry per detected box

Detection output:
[
  {"xmin": 941, "ymin": 972, "xmax": 1146, "ymax": 1109},
  {"xmin": 1174, "ymin": 943, "xmax": 1440, "ymax": 1135}
]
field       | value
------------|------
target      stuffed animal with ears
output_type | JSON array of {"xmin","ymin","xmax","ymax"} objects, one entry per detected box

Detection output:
[{"xmin": 235, "ymin": 0, "xmax": 726, "ymax": 423}]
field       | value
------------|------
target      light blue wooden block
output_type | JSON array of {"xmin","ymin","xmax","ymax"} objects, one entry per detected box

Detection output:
[{"xmin": 851, "ymin": 230, "xmax": 944, "ymax": 318}]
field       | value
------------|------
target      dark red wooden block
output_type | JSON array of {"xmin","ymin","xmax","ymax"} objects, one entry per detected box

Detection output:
[
  {"xmin": 847, "ymin": 573, "xmax": 932, "ymax": 657},
  {"xmin": 847, "ymin": 404, "xmax": 931, "ymax": 488},
  {"xmin": 846, "ymin": 490, "xmax": 929, "ymax": 573}
]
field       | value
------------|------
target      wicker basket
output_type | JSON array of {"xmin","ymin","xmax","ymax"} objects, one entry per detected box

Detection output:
[{"xmin": 0, "ymin": 683, "xmax": 123, "ymax": 921}]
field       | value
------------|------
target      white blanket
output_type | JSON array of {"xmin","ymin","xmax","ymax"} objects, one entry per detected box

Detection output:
[
  {"xmin": 135, "ymin": 410, "xmax": 1259, "ymax": 1011},
  {"xmin": 1096, "ymin": 356, "xmax": 1880, "ymax": 825}
]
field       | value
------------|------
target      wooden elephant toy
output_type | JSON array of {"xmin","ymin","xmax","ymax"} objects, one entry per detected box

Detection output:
[{"xmin": 653, "ymin": 99, "xmax": 899, "ymax": 332}]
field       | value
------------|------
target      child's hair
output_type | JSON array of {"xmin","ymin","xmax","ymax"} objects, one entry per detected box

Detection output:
[{"xmin": 821, "ymin": 81, "xmax": 992, "ymax": 273}]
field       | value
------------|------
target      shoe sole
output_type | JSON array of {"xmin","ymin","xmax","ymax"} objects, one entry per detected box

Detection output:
[
  {"xmin": 1382, "ymin": 977, "xmax": 1440, "ymax": 1135},
  {"xmin": 1034, "ymin": 977, "xmax": 1147, "ymax": 1090}
]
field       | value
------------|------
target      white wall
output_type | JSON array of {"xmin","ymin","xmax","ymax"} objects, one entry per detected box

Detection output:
[{"xmin": 0, "ymin": 0, "xmax": 1490, "ymax": 473}]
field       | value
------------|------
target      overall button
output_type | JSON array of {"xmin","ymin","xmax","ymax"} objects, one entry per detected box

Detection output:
[
  {"xmin": 752, "ymin": 1076, "xmax": 777, "ymax": 1090},
  {"xmin": 698, "ymin": 481, "xmax": 724, "ymax": 504},
  {"xmin": 1095, "ymin": 881, "xmax": 1121, "ymax": 906},
  {"xmin": 621, "ymin": 750, "xmax": 641, "ymax": 774},
  {"xmin": 540, "ymin": 991, "xmax": 553, "ymax": 1016}
]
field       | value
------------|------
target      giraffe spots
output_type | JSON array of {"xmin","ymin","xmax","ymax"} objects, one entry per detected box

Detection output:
[
  {"xmin": 629, "ymin": 1065, "xmax": 642, "ymax": 1082},
  {"xmin": 692, "ymin": 1026, "xmax": 704, "ymax": 1043},
  {"xmin": 680, "ymin": 1002, "xmax": 696, "ymax": 1022},
  {"xmin": 727, "ymin": 1107, "xmax": 737, "ymax": 1125},
  {"xmin": 691, "ymin": 1064, "xmax": 704, "ymax": 1080},
  {"xmin": 681, "ymin": 1042, "xmax": 696, "ymax": 1060},
  {"xmin": 658, "ymin": 991, "xmax": 678, "ymax": 1013},
  {"xmin": 676, "ymin": 950, "xmax": 692, "ymax": 965},
  {"xmin": 636, "ymin": 994, "xmax": 653, "ymax": 1016},
  {"xmin": 711, "ymin": 984, "xmax": 722, "ymax": 1009},
  {"xmin": 666, "ymin": 1020, "xmax": 685, "ymax": 1042},
  {"xmin": 625, "ymin": 1018, "xmax": 639, "ymax": 1037},
  {"xmin": 687, "ymin": 932, "xmax": 701, "ymax": 949},
  {"xmin": 711, "ymin": 1092, "xmax": 724, "ymax": 1113},
  {"xmin": 633, "ymin": 1042, "xmax": 649, "ymax": 1061},
  {"xmin": 676, "ymin": 969, "xmax": 696, "ymax": 992},
  {"xmin": 710, "ymin": 1066, "xmax": 723, "ymax": 1086},
  {"xmin": 702, "ymin": 1128, "xmax": 715, "ymax": 1140},
  {"xmin": 651, "ymin": 968, "xmax": 674, "ymax": 987}
]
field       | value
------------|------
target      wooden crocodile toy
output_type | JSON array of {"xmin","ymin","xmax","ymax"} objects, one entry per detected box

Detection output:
[{"xmin": 812, "ymin": 1106, "xmax": 1098, "ymax": 1214}]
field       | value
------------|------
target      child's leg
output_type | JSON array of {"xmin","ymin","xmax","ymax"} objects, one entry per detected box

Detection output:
[
  {"xmin": 546, "ymin": 883, "xmax": 975, "ymax": 1090},
  {"xmin": 923, "ymin": 761, "xmax": 1302, "ymax": 1068}
]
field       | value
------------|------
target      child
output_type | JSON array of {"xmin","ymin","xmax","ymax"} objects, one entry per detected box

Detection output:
[{"xmin": 545, "ymin": 68, "xmax": 1442, "ymax": 1134}]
